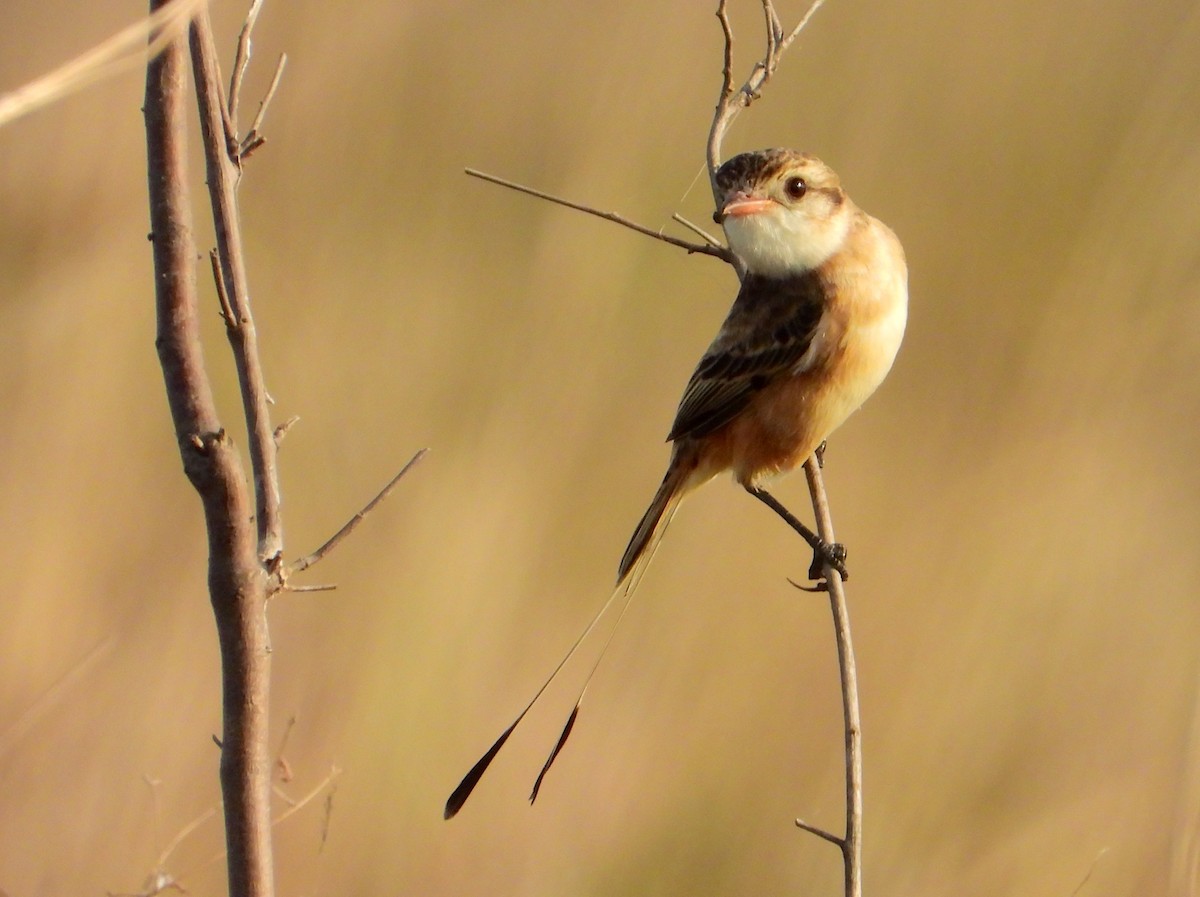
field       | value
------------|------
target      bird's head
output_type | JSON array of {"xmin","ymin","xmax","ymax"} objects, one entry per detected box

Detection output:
[{"xmin": 714, "ymin": 149, "xmax": 853, "ymax": 277}]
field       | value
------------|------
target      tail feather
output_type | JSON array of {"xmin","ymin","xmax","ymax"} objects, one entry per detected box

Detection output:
[
  {"xmin": 617, "ymin": 464, "xmax": 692, "ymax": 584},
  {"xmin": 445, "ymin": 458, "xmax": 704, "ymax": 817}
]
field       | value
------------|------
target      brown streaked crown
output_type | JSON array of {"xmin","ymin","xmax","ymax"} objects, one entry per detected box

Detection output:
[{"xmin": 716, "ymin": 149, "xmax": 826, "ymax": 193}]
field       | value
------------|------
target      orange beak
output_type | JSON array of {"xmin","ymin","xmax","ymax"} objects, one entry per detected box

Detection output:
[{"xmin": 714, "ymin": 193, "xmax": 774, "ymax": 223}]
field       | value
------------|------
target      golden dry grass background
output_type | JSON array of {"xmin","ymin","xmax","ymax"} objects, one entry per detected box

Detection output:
[{"xmin": 1, "ymin": 1, "xmax": 1199, "ymax": 894}]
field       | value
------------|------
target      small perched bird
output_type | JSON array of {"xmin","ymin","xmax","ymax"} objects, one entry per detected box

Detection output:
[
  {"xmin": 445, "ymin": 149, "xmax": 907, "ymax": 819},
  {"xmin": 620, "ymin": 148, "xmax": 908, "ymax": 582}
]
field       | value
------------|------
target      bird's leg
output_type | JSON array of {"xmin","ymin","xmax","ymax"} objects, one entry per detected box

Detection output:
[{"xmin": 745, "ymin": 485, "xmax": 848, "ymax": 581}]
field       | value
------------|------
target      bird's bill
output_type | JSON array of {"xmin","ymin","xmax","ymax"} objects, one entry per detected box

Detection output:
[{"xmin": 717, "ymin": 195, "xmax": 775, "ymax": 221}]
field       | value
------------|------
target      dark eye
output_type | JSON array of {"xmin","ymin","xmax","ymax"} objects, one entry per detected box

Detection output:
[{"xmin": 783, "ymin": 176, "xmax": 807, "ymax": 200}]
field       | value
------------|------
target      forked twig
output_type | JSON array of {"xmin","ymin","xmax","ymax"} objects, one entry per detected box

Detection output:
[
  {"xmin": 706, "ymin": 0, "xmax": 826, "ymax": 202},
  {"xmin": 465, "ymin": 168, "xmax": 736, "ymax": 264}
]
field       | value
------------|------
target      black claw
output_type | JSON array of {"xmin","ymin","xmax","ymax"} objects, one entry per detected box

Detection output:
[
  {"xmin": 788, "ymin": 577, "xmax": 828, "ymax": 593},
  {"xmin": 807, "ymin": 539, "xmax": 848, "ymax": 582}
]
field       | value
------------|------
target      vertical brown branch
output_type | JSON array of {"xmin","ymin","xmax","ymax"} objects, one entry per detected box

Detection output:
[{"xmin": 145, "ymin": 4, "xmax": 275, "ymax": 896}]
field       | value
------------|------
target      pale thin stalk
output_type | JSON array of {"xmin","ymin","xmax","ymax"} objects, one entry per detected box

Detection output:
[{"xmin": 804, "ymin": 455, "xmax": 862, "ymax": 897}]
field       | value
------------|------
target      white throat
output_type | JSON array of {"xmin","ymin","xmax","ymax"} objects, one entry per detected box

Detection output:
[{"xmin": 723, "ymin": 204, "xmax": 852, "ymax": 277}]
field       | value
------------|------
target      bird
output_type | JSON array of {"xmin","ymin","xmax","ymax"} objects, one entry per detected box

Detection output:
[
  {"xmin": 444, "ymin": 149, "xmax": 907, "ymax": 819},
  {"xmin": 619, "ymin": 148, "xmax": 908, "ymax": 583}
]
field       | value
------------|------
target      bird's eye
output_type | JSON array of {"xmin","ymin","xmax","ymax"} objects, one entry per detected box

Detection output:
[{"xmin": 783, "ymin": 176, "xmax": 807, "ymax": 200}]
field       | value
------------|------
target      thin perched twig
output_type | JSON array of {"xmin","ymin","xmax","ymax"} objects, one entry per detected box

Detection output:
[
  {"xmin": 289, "ymin": 447, "xmax": 429, "ymax": 577},
  {"xmin": 465, "ymin": 168, "xmax": 736, "ymax": 265},
  {"xmin": 803, "ymin": 455, "xmax": 862, "ymax": 897}
]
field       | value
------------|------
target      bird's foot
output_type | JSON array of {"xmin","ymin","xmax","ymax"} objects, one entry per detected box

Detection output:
[{"xmin": 797, "ymin": 540, "xmax": 847, "ymax": 590}]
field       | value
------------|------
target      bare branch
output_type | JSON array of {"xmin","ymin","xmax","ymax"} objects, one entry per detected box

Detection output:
[
  {"xmin": 794, "ymin": 817, "xmax": 844, "ymax": 847},
  {"xmin": 240, "ymin": 53, "xmax": 287, "ymax": 160},
  {"xmin": 289, "ymin": 448, "xmax": 429, "ymax": 577},
  {"xmin": 762, "ymin": 1, "xmax": 782, "ymax": 69},
  {"xmin": 778, "ymin": 0, "xmax": 828, "ymax": 57},
  {"xmin": 465, "ymin": 168, "xmax": 737, "ymax": 264},
  {"xmin": 194, "ymin": 767, "xmax": 343, "ymax": 878},
  {"xmin": 698, "ymin": 22, "xmax": 863, "ymax": 886},
  {"xmin": 190, "ymin": 10, "xmax": 284, "ymax": 563}
]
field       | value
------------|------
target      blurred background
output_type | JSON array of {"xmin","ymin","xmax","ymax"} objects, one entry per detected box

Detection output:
[{"xmin": 1, "ymin": 0, "xmax": 1198, "ymax": 894}]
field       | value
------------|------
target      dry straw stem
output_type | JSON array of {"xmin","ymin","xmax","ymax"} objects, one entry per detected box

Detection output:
[{"xmin": 0, "ymin": 0, "xmax": 208, "ymax": 130}]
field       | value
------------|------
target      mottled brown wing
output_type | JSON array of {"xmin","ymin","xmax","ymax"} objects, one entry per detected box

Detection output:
[{"xmin": 667, "ymin": 272, "xmax": 828, "ymax": 442}]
